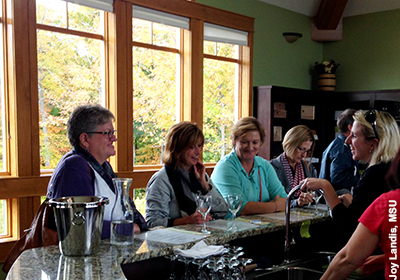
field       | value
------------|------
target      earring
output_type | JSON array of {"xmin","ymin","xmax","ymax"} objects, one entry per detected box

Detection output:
[
  {"xmin": 86, "ymin": 146, "xmax": 90, "ymax": 153},
  {"xmin": 370, "ymin": 149, "xmax": 373, "ymax": 153}
]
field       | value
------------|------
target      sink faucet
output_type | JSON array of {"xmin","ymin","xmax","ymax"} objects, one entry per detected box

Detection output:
[{"xmin": 283, "ymin": 183, "xmax": 302, "ymax": 264}]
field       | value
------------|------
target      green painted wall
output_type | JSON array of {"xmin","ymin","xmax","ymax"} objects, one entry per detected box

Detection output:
[
  {"xmin": 324, "ymin": 9, "xmax": 400, "ymax": 91},
  {"xmin": 197, "ymin": 1, "xmax": 400, "ymax": 92},
  {"xmin": 197, "ymin": 0, "xmax": 323, "ymax": 90}
]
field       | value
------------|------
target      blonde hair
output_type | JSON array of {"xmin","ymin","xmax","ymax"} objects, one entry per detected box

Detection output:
[
  {"xmin": 162, "ymin": 121, "xmax": 204, "ymax": 168},
  {"xmin": 231, "ymin": 117, "xmax": 266, "ymax": 145},
  {"xmin": 282, "ymin": 125, "xmax": 315, "ymax": 159},
  {"xmin": 354, "ymin": 110, "xmax": 400, "ymax": 166}
]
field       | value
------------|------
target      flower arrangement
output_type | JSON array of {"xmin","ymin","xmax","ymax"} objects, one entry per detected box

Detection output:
[{"xmin": 314, "ymin": 60, "xmax": 340, "ymax": 75}]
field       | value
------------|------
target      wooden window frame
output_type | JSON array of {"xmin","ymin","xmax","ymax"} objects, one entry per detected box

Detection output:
[{"xmin": 0, "ymin": 0, "xmax": 253, "ymax": 261}]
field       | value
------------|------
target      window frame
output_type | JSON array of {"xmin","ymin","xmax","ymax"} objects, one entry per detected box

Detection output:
[{"xmin": 0, "ymin": 0, "xmax": 253, "ymax": 260}]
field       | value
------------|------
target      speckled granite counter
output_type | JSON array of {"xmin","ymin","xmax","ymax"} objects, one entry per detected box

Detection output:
[{"xmin": 6, "ymin": 207, "xmax": 329, "ymax": 280}]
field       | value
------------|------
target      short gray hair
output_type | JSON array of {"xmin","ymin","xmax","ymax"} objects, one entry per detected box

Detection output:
[{"xmin": 67, "ymin": 104, "xmax": 115, "ymax": 148}]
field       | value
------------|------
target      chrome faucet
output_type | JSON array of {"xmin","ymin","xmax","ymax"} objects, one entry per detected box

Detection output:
[{"xmin": 283, "ymin": 183, "xmax": 302, "ymax": 264}]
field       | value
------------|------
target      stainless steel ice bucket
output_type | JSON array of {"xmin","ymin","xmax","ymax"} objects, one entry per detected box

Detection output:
[{"xmin": 49, "ymin": 196, "xmax": 109, "ymax": 256}]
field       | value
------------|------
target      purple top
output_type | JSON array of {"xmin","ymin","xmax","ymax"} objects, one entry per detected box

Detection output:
[{"xmin": 47, "ymin": 150, "xmax": 148, "ymax": 238}]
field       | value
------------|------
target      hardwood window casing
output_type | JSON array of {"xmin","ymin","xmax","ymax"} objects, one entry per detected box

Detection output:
[{"xmin": 0, "ymin": 0, "xmax": 254, "ymax": 261}]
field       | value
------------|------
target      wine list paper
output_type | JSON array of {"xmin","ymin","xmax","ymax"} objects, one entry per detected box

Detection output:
[{"xmin": 135, "ymin": 228, "xmax": 207, "ymax": 245}]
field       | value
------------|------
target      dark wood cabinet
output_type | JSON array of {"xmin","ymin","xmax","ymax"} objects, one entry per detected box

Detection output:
[{"xmin": 253, "ymin": 85, "xmax": 400, "ymax": 172}]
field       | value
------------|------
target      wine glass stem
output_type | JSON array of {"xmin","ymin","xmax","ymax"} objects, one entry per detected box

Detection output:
[{"xmin": 202, "ymin": 215, "xmax": 207, "ymax": 232}]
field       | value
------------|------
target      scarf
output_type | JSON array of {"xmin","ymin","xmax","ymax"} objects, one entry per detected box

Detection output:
[
  {"xmin": 281, "ymin": 152, "xmax": 305, "ymax": 197},
  {"xmin": 73, "ymin": 145, "xmax": 117, "ymax": 193},
  {"xmin": 165, "ymin": 164, "xmax": 207, "ymax": 216}
]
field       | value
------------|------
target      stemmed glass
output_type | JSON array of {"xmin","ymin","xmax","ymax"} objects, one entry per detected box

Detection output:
[
  {"xmin": 313, "ymin": 190, "xmax": 324, "ymax": 216},
  {"xmin": 227, "ymin": 194, "xmax": 242, "ymax": 220},
  {"xmin": 197, "ymin": 194, "xmax": 212, "ymax": 234},
  {"xmin": 226, "ymin": 194, "xmax": 243, "ymax": 231},
  {"xmin": 193, "ymin": 258, "xmax": 210, "ymax": 280},
  {"xmin": 237, "ymin": 257, "xmax": 253, "ymax": 280},
  {"xmin": 165, "ymin": 254, "xmax": 178, "ymax": 280},
  {"xmin": 177, "ymin": 256, "xmax": 195, "ymax": 280}
]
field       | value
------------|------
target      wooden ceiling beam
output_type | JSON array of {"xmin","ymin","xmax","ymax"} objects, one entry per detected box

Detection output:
[{"xmin": 313, "ymin": 0, "xmax": 348, "ymax": 30}]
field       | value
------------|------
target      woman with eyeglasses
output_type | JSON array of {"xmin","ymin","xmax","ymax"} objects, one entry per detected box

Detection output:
[
  {"xmin": 302, "ymin": 110, "xmax": 400, "ymax": 242},
  {"xmin": 211, "ymin": 117, "xmax": 287, "ymax": 215},
  {"xmin": 47, "ymin": 104, "xmax": 148, "ymax": 238},
  {"xmin": 269, "ymin": 125, "xmax": 318, "ymax": 207}
]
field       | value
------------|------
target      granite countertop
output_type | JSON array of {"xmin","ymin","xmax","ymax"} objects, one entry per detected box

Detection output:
[{"xmin": 6, "ymin": 207, "xmax": 329, "ymax": 280}]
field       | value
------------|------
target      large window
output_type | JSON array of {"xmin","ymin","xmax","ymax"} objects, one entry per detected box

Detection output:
[
  {"xmin": 203, "ymin": 41, "xmax": 238, "ymax": 162},
  {"xmin": 0, "ymin": 0, "xmax": 253, "ymax": 253},
  {"xmin": 36, "ymin": 0, "xmax": 105, "ymax": 170},
  {"xmin": 132, "ymin": 18, "xmax": 180, "ymax": 166}
]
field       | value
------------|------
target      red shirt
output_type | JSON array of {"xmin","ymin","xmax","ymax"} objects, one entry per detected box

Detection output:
[{"xmin": 359, "ymin": 189, "xmax": 400, "ymax": 279}]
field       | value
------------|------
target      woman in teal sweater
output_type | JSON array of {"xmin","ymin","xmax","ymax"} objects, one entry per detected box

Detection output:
[{"xmin": 211, "ymin": 117, "xmax": 287, "ymax": 215}]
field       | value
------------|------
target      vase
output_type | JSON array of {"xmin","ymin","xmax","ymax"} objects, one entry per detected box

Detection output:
[
  {"xmin": 318, "ymin": 73, "xmax": 336, "ymax": 91},
  {"xmin": 110, "ymin": 178, "xmax": 134, "ymax": 245}
]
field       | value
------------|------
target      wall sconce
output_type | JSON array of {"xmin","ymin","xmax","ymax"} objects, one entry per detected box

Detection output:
[{"xmin": 283, "ymin": 32, "xmax": 303, "ymax": 43}]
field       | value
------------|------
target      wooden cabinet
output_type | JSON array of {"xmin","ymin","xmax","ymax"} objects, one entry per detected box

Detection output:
[{"xmin": 253, "ymin": 86, "xmax": 400, "ymax": 171}]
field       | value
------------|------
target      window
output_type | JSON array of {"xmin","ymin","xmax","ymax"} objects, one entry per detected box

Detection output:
[
  {"xmin": 203, "ymin": 42, "xmax": 238, "ymax": 162},
  {"xmin": 36, "ymin": 0, "xmax": 105, "ymax": 170},
  {"xmin": 0, "ymin": 0, "xmax": 253, "ymax": 252},
  {"xmin": 132, "ymin": 7, "xmax": 188, "ymax": 166},
  {"xmin": 203, "ymin": 23, "xmax": 249, "ymax": 163}
]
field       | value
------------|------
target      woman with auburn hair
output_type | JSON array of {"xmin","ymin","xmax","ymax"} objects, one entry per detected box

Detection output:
[
  {"xmin": 145, "ymin": 121, "xmax": 227, "ymax": 228},
  {"xmin": 211, "ymin": 117, "xmax": 287, "ymax": 216}
]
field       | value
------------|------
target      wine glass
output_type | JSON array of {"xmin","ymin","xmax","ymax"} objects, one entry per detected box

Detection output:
[
  {"xmin": 313, "ymin": 190, "xmax": 324, "ymax": 216},
  {"xmin": 226, "ymin": 194, "xmax": 243, "ymax": 221},
  {"xmin": 197, "ymin": 194, "xmax": 212, "ymax": 234}
]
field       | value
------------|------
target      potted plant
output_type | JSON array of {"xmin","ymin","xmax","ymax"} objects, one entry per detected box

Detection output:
[
  {"xmin": 314, "ymin": 60, "xmax": 340, "ymax": 75},
  {"xmin": 314, "ymin": 60, "xmax": 340, "ymax": 91}
]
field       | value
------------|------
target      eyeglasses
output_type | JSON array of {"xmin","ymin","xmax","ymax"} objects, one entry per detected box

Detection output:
[
  {"xmin": 297, "ymin": 146, "xmax": 312, "ymax": 154},
  {"xmin": 87, "ymin": 130, "xmax": 117, "ymax": 139},
  {"xmin": 364, "ymin": 110, "xmax": 379, "ymax": 140}
]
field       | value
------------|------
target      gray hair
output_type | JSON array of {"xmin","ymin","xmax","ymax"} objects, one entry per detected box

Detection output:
[{"xmin": 67, "ymin": 104, "xmax": 115, "ymax": 148}]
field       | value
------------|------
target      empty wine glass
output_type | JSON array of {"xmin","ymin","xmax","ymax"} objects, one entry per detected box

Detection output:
[
  {"xmin": 226, "ymin": 194, "xmax": 243, "ymax": 221},
  {"xmin": 226, "ymin": 194, "xmax": 242, "ymax": 232},
  {"xmin": 313, "ymin": 190, "xmax": 324, "ymax": 216},
  {"xmin": 177, "ymin": 256, "xmax": 195, "ymax": 280},
  {"xmin": 197, "ymin": 194, "xmax": 212, "ymax": 234},
  {"xmin": 165, "ymin": 254, "xmax": 178, "ymax": 280},
  {"xmin": 193, "ymin": 258, "xmax": 210, "ymax": 280}
]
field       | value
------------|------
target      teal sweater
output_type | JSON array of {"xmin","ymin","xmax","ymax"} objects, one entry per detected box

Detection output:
[{"xmin": 211, "ymin": 150, "xmax": 287, "ymax": 215}]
